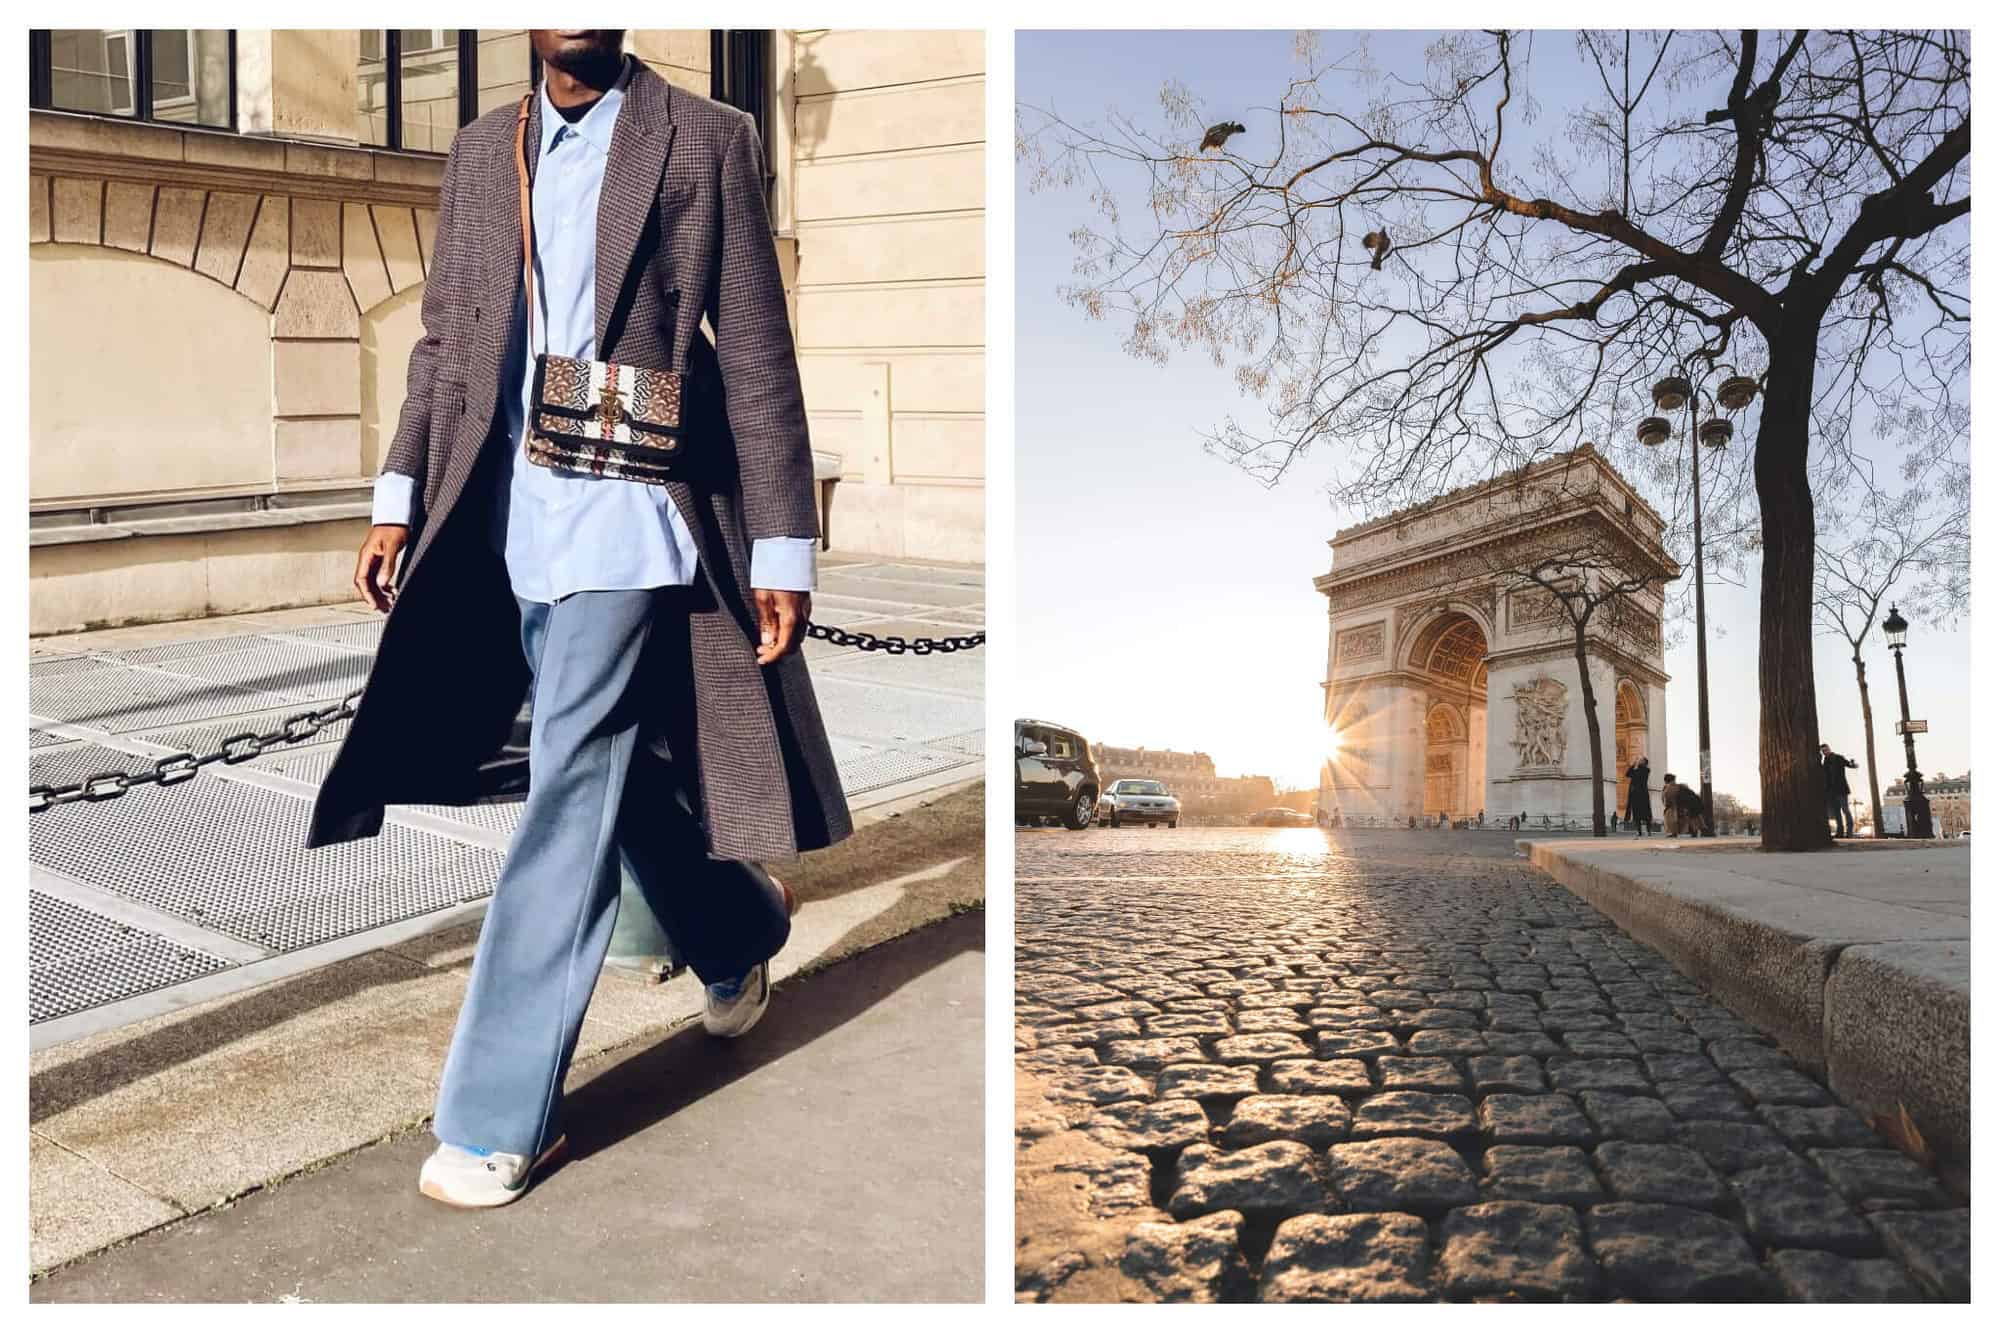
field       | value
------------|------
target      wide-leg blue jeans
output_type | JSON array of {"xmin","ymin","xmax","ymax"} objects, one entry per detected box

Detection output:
[{"xmin": 433, "ymin": 586, "xmax": 793, "ymax": 1156}]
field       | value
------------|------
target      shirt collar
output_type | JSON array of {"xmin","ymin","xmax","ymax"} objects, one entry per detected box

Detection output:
[{"xmin": 538, "ymin": 53, "xmax": 630, "ymax": 157}]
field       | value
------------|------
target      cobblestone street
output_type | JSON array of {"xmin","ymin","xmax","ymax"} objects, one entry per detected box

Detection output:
[{"xmin": 1015, "ymin": 827, "xmax": 1970, "ymax": 1302}]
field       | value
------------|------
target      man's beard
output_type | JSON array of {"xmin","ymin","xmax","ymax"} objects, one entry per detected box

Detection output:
[{"xmin": 543, "ymin": 35, "xmax": 624, "ymax": 83}]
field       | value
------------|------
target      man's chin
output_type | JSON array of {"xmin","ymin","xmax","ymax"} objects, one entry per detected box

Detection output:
[{"xmin": 541, "ymin": 32, "xmax": 624, "ymax": 76}]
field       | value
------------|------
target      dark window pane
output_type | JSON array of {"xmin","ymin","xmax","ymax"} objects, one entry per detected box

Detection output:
[
  {"xmin": 357, "ymin": 29, "xmax": 391, "ymax": 146},
  {"xmin": 48, "ymin": 29, "xmax": 135, "ymax": 117},
  {"xmin": 148, "ymin": 30, "xmax": 230, "ymax": 127},
  {"xmin": 399, "ymin": 32, "xmax": 460, "ymax": 152}
]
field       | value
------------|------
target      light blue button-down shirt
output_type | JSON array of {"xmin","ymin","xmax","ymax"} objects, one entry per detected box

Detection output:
[{"xmin": 373, "ymin": 67, "xmax": 814, "ymax": 603}]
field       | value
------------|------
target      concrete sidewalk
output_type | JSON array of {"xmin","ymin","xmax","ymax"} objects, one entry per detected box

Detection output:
[
  {"xmin": 1521, "ymin": 837, "xmax": 1969, "ymax": 1181},
  {"xmin": 32, "ymin": 912, "xmax": 984, "ymax": 1303},
  {"xmin": 30, "ymin": 784, "xmax": 984, "ymax": 1276}
]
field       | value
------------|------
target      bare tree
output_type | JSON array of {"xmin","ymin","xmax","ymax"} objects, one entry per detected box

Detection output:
[
  {"xmin": 1813, "ymin": 480, "xmax": 1969, "ymax": 834},
  {"xmin": 1021, "ymin": 29, "xmax": 1969, "ymax": 851}
]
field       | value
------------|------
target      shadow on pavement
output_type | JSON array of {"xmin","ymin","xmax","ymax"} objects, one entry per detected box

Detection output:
[{"xmin": 561, "ymin": 908, "xmax": 984, "ymax": 1167}]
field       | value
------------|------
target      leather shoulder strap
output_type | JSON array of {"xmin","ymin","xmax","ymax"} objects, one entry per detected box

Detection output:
[{"xmin": 514, "ymin": 93, "xmax": 535, "ymax": 353}]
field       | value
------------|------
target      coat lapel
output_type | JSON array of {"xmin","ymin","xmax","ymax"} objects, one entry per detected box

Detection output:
[{"xmin": 593, "ymin": 60, "xmax": 675, "ymax": 352}]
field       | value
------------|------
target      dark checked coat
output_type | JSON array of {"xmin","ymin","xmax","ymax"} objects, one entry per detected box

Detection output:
[{"xmin": 306, "ymin": 60, "xmax": 852, "ymax": 862}]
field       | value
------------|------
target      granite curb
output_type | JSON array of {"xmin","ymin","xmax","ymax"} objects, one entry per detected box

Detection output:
[{"xmin": 1519, "ymin": 839, "xmax": 1968, "ymax": 1180}]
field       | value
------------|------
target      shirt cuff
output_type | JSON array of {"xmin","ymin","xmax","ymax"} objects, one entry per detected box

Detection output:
[
  {"xmin": 750, "ymin": 536, "xmax": 817, "ymax": 592},
  {"xmin": 371, "ymin": 471, "xmax": 416, "ymax": 527}
]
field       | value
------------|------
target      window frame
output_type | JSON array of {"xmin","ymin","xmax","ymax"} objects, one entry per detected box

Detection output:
[
  {"xmin": 363, "ymin": 29, "xmax": 481, "ymax": 154},
  {"xmin": 29, "ymin": 28, "xmax": 237, "ymax": 130}
]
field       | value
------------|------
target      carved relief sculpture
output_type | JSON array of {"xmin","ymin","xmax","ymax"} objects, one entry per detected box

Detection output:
[
  {"xmin": 1510, "ymin": 674, "xmax": 1569, "ymax": 769},
  {"xmin": 1335, "ymin": 621, "xmax": 1386, "ymax": 663}
]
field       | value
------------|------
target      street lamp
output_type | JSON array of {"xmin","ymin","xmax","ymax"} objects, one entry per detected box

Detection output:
[
  {"xmin": 1636, "ymin": 361, "xmax": 1757, "ymax": 836},
  {"xmin": 1881, "ymin": 604, "xmax": 1934, "ymax": 839}
]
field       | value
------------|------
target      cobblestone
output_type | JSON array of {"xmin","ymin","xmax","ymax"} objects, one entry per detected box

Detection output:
[
  {"xmin": 1326, "ymin": 1137, "xmax": 1479, "ymax": 1214},
  {"xmin": 1121, "ymin": 1211, "xmax": 1248, "ymax": 1302},
  {"xmin": 1258, "ymin": 1213, "xmax": 1433, "ymax": 1302},
  {"xmin": 1438, "ymin": 1201, "xmax": 1601, "ymax": 1300},
  {"xmin": 1585, "ymin": 1203, "xmax": 1766, "ymax": 1299},
  {"xmin": 1015, "ymin": 829, "xmax": 1968, "ymax": 1303},
  {"xmin": 1479, "ymin": 1145, "xmax": 1605, "ymax": 1207}
]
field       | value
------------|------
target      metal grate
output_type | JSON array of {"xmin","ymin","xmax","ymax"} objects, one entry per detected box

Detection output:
[
  {"xmin": 819, "ymin": 643, "xmax": 983, "ymax": 697},
  {"xmin": 840, "ymin": 562, "xmax": 985, "ymax": 590},
  {"xmin": 265, "ymin": 620, "xmax": 385, "ymax": 654},
  {"xmin": 115, "ymin": 636, "xmax": 373, "ymax": 704},
  {"xmin": 30, "ymin": 741, "xmax": 157, "ymax": 793},
  {"xmin": 29, "ymin": 728, "xmax": 71, "ymax": 749},
  {"xmin": 29, "ymin": 775, "xmax": 504, "ymax": 951},
  {"xmin": 136, "ymin": 706, "xmax": 355, "ymax": 758},
  {"xmin": 927, "ymin": 729, "xmax": 986, "ymax": 757},
  {"xmin": 29, "ymin": 891, "xmax": 233, "ymax": 1024},
  {"xmin": 812, "ymin": 676, "xmax": 981, "ymax": 749},
  {"xmin": 30, "ymin": 658, "xmax": 290, "ymax": 735},
  {"xmin": 834, "ymin": 740, "xmax": 978, "ymax": 796}
]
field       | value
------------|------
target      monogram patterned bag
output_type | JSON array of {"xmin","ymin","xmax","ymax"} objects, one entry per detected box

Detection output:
[{"xmin": 514, "ymin": 94, "xmax": 688, "ymax": 483}]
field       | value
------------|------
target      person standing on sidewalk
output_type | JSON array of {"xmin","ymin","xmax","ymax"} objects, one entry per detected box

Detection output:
[
  {"xmin": 1624, "ymin": 757, "xmax": 1653, "ymax": 837},
  {"xmin": 1821, "ymin": 743, "xmax": 1860, "ymax": 837},
  {"xmin": 306, "ymin": 31, "xmax": 851, "ymax": 1208}
]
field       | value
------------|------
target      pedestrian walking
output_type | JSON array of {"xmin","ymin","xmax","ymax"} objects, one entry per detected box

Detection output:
[
  {"xmin": 1625, "ymin": 757, "xmax": 1654, "ymax": 837},
  {"xmin": 1660, "ymin": 773, "xmax": 1684, "ymax": 837},
  {"xmin": 309, "ymin": 32, "xmax": 851, "ymax": 1209},
  {"xmin": 1820, "ymin": 743, "xmax": 1860, "ymax": 837}
]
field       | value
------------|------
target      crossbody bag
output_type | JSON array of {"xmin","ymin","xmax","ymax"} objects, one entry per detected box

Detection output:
[{"xmin": 513, "ymin": 93, "xmax": 689, "ymax": 483}]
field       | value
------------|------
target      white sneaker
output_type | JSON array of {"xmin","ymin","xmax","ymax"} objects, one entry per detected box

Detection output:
[
  {"xmin": 702, "ymin": 961, "xmax": 771, "ymax": 1038},
  {"xmin": 418, "ymin": 1135, "xmax": 566, "ymax": 1209}
]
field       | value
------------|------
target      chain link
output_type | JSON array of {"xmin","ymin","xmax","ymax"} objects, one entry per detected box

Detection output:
[
  {"xmin": 29, "ymin": 619, "xmax": 983, "ymax": 813},
  {"xmin": 29, "ymin": 690, "xmax": 364, "ymax": 815},
  {"xmin": 804, "ymin": 621, "xmax": 986, "ymax": 655}
]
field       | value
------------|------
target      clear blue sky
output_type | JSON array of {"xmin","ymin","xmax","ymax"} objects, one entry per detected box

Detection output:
[{"xmin": 1013, "ymin": 29, "xmax": 1970, "ymax": 801}]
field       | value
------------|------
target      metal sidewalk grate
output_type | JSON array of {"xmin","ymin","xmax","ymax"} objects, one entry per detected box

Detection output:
[
  {"xmin": 29, "ymin": 774, "xmax": 504, "ymax": 951},
  {"xmin": 114, "ymin": 636, "xmax": 373, "ymax": 705},
  {"xmin": 31, "ymin": 658, "xmax": 293, "ymax": 735},
  {"xmin": 29, "ymin": 891, "xmax": 233, "ymax": 1025}
]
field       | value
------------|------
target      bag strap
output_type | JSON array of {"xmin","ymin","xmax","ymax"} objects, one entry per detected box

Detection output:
[{"xmin": 513, "ymin": 93, "xmax": 537, "ymax": 355}]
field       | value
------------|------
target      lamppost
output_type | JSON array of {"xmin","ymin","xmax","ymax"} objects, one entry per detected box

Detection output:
[
  {"xmin": 1636, "ymin": 363, "xmax": 1759, "ymax": 837},
  {"xmin": 1881, "ymin": 604, "xmax": 1934, "ymax": 839}
]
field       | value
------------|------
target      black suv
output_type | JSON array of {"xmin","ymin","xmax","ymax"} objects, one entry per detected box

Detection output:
[{"xmin": 1014, "ymin": 718, "xmax": 1099, "ymax": 829}]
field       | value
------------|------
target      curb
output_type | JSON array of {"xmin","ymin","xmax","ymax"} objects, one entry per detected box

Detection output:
[{"xmin": 1518, "ymin": 839, "xmax": 1969, "ymax": 1177}]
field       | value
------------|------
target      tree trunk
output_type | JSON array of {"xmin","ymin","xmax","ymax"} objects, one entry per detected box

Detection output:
[
  {"xmin": 1854, "ymin": 651, "xmax": 1883, "ymax": 836},
  {"xmin": 1753, "ymin": 335, "xmax": 1833, "ymax": 851},
  {"xmin": 1574, "ymin": 625, "xmax": 1607, "ymax": 836}
]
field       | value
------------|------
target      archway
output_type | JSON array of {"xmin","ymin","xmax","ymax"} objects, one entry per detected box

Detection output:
[
  {"xmin": 1614, "ymin": 679, "xmax": 1648, "ymax": 819},
  {"xmin": 1410, "ymin": 612, "xmax": 1490, "ymax": 821}
]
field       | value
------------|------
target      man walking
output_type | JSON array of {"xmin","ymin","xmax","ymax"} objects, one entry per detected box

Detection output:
[
  {"xmin": 306, "ymin": 31, "xmax": 851, "ymax": 1208},
  {"xmin": 1821, "ymin": 743, "xmax": 1860, "ymax": 837}
]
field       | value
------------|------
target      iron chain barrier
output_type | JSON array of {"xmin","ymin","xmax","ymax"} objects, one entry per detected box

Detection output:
[{"xmin": 29, "ymin": 620, "xmax": 982, "ymax": 813}]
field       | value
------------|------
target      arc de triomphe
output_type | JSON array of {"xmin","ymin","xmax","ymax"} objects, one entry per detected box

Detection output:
[{"xmin": 1314, "ymin": 446, "xmax": 1680, "ymax": 828}]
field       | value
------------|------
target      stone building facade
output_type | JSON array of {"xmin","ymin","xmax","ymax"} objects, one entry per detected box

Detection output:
[
  {"xmin": 1314, "ymin": 446, "xmax": 1679, "ymax": 828},
  {"xmin": 28, "ymin": 29, "xmax": 984, "ymax": 636},
  {"xmin": 1094, "ymin": 744, "xmax": 1277, "ymax": 814}
]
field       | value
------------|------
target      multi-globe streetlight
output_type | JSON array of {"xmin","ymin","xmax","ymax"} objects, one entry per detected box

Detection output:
[{"xmin": 1635, "ymin": 363, "xmax": 1760, "ymax": 837}]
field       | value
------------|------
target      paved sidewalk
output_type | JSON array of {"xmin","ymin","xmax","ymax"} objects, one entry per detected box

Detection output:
[
  {"xmin": 29, "ymin": 783, "xmax": 981, "ymax": 1275},
  {"xmin": 1520, "ymin": 837, "xmax": 1969, "ymax": 1181},
  {"xmin": 33, "ymin": 912, "xmax": 984, "ymax": 1303}
]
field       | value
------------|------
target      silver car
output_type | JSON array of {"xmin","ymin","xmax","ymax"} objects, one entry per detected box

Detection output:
[{"xmin": 1102, "ymin": 778, "xmax": 1180, "ymax": 828}]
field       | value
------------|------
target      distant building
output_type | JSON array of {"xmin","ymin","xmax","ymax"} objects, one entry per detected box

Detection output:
[
  {"xmin": 1885, "ymin": 772, "xmax": 1970, "ymax": 837},
  {"xmin": 1094, "ymin": 744, "xmax": 1275, "ymax": 814}
]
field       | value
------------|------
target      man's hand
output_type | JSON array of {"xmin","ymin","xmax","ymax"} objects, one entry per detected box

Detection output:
[
  {"xmin": 354, "ymin": 524, "xmax": 408, "ymax": 613},
  {"xmin": 754, "ymin": 588, "xmax": 811, "ymax": 666}
]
